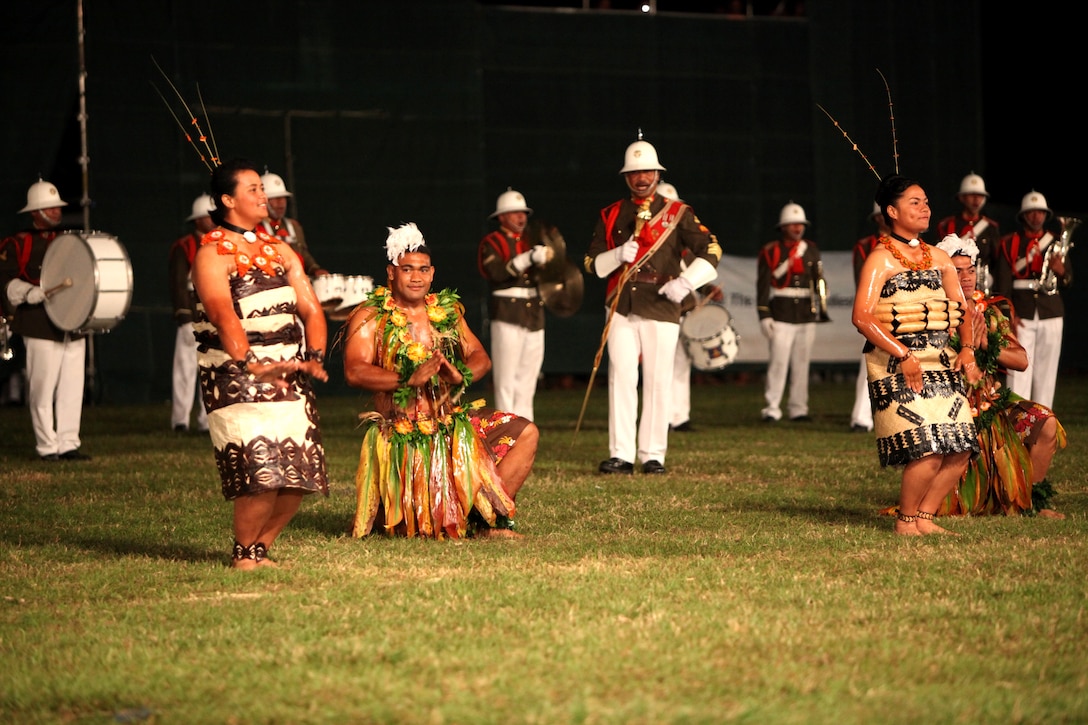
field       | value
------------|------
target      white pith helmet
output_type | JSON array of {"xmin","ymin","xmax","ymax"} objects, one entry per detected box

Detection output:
[
  {"xmin": 186, "ymin": 193, "xmax": 215, "ymax": 221},
  {"xmin": 489, "ymin": 187, "xmax": 532, "ymax": 219},
  {"xmin": 19, "ymin": 178, "xmax": 67, "ymax": 214},
  {"xmin": 260, "ymin": 172, "xmax": 292, "ymax": 198},
  {"xmin": 656, "ymin": 182, "xmax": 679, "ymax": 201},
  {"xmin": 778, "ymin": 201, "xmax": 810, "ymax": 227},
  {"xmin": 619, "ymin": 131, "xmax": 666, "ymax": 174},
  {"xmin": 957, "ymin": 172, "xmax": 989, "ymax": 198},
  {"xmin": 1018, "ymin": 190, "xmax": 1052, "ymax": 220}
]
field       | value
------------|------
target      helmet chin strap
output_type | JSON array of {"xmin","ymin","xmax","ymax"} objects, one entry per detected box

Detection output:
[
  {"xmin": 626, "ymin": 171, "xmax": 659, "ymax": 198},
  {"xmin": 33, "ymin": 210, "xmax": 59, "ymax": 229}
]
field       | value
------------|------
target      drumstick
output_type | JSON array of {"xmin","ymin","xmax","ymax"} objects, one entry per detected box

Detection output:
[
  {"xmin": 691, "ymin": 284, "xmax": 723, "ymax": 314},
  {"xmin": 44, "ymin": 278, "xmax": 73, "ymax": 298}
]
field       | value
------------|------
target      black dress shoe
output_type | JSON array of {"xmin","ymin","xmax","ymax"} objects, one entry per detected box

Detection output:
[
  {"xmin": 59, "ymin": 449, "xmax": 92, "ymax": 461},
  {"xmin": 642, "ymin": 460, "xmax": 666, "ymax": 474},
  {"xmin": 761, "ymin": 415, "xmax": 778, "ymax": 423},
  {"xmin": 850, "ymin": 423, "xmax": 872, "ymax": 433},
  {"xmin": 790, "ymin": 415, "xmax": 812, "ymax": 423},
  {"xmin": 39, "ymin": 453, "xmax": 60, "ymax": 462},
  {"xmin": 598, "ymin": 457, "xmax": 634, "ymax": 474},
  {"xmin": 670, "ymin": 421, "xmax": 694, "ymax": 432}
]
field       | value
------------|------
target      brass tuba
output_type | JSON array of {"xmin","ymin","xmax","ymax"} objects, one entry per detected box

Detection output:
[
  {"xmin": 810, "ymin": 260, "xmax": 831, "ymax": 322},
  {"xmin": 1040, "ymin": 216, "xmax": 1080, "ymax": 294}
]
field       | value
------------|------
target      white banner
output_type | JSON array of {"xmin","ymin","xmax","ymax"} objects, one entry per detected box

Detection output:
[{"xmin": 711, "ymin": 251, "xmax": 864, "ymax": 364}]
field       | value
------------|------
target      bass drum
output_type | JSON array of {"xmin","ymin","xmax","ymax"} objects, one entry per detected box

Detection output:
[
  {"xmin": 680, "ymin": 303, "xmax": 740, "ymax": 371},
  {"xmin": 41, "ymin": 232, "xmax": 133, "ymax": 334}
]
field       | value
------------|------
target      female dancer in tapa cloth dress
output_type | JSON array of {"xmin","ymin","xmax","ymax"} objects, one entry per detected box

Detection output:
[
  {"xmin": 192, "ymin": 158, "xmax": 330, "ymax": 569},
  {"xmin": 852, "ymin": 175, "xmax": 982, "ymax": 536}
]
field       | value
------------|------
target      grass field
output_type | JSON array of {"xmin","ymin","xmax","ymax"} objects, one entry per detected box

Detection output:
[{"xmin": 1, "ymin": 373, "xmax": 1086, "ymax": 724}]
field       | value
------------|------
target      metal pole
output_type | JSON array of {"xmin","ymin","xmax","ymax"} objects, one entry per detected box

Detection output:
[
  {"xmin": 76, "ymin": 0, "xmax": 97, "ymax": 402},
  {"xmin": 77, "ymin": 0, "xmax": 90, "ymax": 233}
]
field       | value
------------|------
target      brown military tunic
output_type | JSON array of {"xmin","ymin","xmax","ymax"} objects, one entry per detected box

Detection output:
[
  {"xmin": 994, "ymin": 228, "xmax": 1071, "ymax": 320},
  {"xmin": 757, "ymin": 238, "xmax": 823, "ymax": 325},
  {"xmin": 477, "ymin": 228, "xmax": 545, "ymax": 331},
  {"xmin": 584, "ymin": 195, "xmax": 720, "ymax": 323}
]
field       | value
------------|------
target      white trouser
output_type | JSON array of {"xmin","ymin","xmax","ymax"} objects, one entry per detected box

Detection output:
[
  {"xmin": 171, "ymin": 323, "xmax": 208, "ymax": 430},
  {"xmin": 25, "ymin": 336, "xmax": 85, "ymax": 457},
  {"xmin": 761, "ymin": 321, "xmax": 815, "ymax": 420},
  {"xmin": 489, "ymin": 320, "xmax": 544, "ymax": 421},
  {"xmin": 670, "ymin": 334, "xmax": 692, "ymax": 427},
  {"xmin": 850, "ymin": 355, "xmax": 873, "ymax": 429},
  {"xmin": 1006, "ymin": 313, "xmax": 1063, "ymax": 411},
  {"xmin": 606, "ymin": 310, "xmax": 678, "ymax": 464}
]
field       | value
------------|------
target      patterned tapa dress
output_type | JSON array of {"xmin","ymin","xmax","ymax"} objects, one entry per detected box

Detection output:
[
  {"xmin": 193, "ymin": 231, "xmax": 328, "ymax": 500},
  {"xmin": 865, "ymin": 268, "xmax": 979, "ymax": 466}
]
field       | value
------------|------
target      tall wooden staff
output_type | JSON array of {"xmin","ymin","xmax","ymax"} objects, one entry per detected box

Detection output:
[
  {"xmin": 570, "ymin": 203, "xmax": 688, "ymax": 444},
  {"xmin": 570, "ymin": 261, "xmax": 636, "ymax": 442}
]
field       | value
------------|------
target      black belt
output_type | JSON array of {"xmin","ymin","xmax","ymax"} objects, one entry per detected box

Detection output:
[{"xmin": 631, "ymin": 270, "xmax": 675, "ymax": 286}]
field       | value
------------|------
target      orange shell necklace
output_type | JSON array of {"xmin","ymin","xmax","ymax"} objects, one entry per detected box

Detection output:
[{"xmin": 881, "ymin": 235, "xmax": 932, "ymax": 271}]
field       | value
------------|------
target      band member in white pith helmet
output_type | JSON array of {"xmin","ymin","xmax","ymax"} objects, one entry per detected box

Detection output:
[
  {"xmin": 849, "ymin": 202, "xmax": 888, "ymax": 433},
  {"xmin": 935, "ymin": 172, "xmax": 1000, "ymax": 295},
  {"xmin": 757, "ymin": 201, "xmax": 826, "ymax": 423},
  {"xmin": 0, "ymin": 178, "xmax": 91, "ymax": 461},
  {"xmin": 584, "ymin": 132, "xmax": 721, "ymax": 476},
  {"xmin": 169, "ymin": 193, "xmax": 215, "ymax": 434},
  {"xmin": 994, "ymin": 189, "xmax": 1072, "ymax": 411},
  {"xmin": 257, "ymin": 170, "xmax": 329, "ymax": 277},
  {"xmin": 477, "ymin": 188, "xmax": 555, "ymax": 421}
]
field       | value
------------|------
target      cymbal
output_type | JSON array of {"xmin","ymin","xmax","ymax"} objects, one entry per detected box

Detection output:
[
  {"xmin": 539, "ymin": 259, "xmax": 584, "ymax": 318},
  {"xmin": 525, "ymin": 219, "xmax": 568, "ymax": 277}
]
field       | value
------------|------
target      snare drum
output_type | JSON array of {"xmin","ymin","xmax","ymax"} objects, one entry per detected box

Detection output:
[
  {"xmin": 41, "ymin": 232, "xmax": 133, "ymax": 334},
  {"xmin": 680, "ymin": 304, "xmax": 739, "ymax": 371},
  {"xmin": 327, "ymin": 275, "xmax": 374, "ymax": 320},
  {"xmin": 336, "ymin": 275, "xmax": 374, "ymax": 310},
  {"xmin": 312, "ymin": 273, "xmax": 346, "ymax": 310}
]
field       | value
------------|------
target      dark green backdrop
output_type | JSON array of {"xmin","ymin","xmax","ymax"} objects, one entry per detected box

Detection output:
[{"xmin": 2, "ymin": 1, "xmax": 1080, "ymax": 404}]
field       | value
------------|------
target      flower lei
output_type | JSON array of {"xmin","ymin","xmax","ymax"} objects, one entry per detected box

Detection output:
[
  {"xmin": 881, "ymin": 236, "xmax": 932, "ymax": 271},
  {"xmin": 362, "ymin": 286, "xmax": 473, "ymax": 413},
  {"xmin": 951, "ymin": 289, "xmax": 1014, "ymax": 430},
  {"xmin": 202, "ymin": 229, "xmax": 283, "ymax": 277}
]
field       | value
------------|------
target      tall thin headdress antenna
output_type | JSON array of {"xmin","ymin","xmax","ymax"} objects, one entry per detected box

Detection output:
[
  {"xmin": 816, "ymin": 104, "xmax": 881, "ymax": 181},
  {"xmin": 150, "ymin": 55, "xmax": 220, "ymax": 170},
  {"xmin": 194, "ymin": 83, "xmax": 219, "ymax": 166},
  {"xmin": 876, "ymin": 68, "xmax": 899, "ymax": 174},
  {"xmin": 149, "ymin": 82, "xmax": 213, "ymax": 171}
]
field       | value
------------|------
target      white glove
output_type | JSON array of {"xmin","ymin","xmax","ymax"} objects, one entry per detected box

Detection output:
[
  {"xmin": 5, "ymin": 278, "xmax": 44, "ymax": 306},
  {"xmin": 617, "ymin": 239, "xmax": 639, "ymax": 264},
  {"xmin": 658, "ymin": 276, "xmax": 694, "ymax": 304},
  {"xmin": 509, "ymin": 250, "xmax": 534, "ymax": 274},
  {"xmin": 760, "ymin": 317, "xmax": 775, "ymax": 339},
  {"xmin": 529, "ymin": 245, "xmax": 554, "ymax": 266},
  {"xmin": 594, "ymin": 238, "xmax": 639, "ymax": 278}
]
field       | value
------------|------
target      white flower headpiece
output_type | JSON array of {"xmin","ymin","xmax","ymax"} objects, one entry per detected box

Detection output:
[
  {"xmin": 935, "ymin": 233, "xmax": 979, "ymax": 264},
  {"xmin": 385, "ymin": 222, "xmax": 426, "ymax": 265}
]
